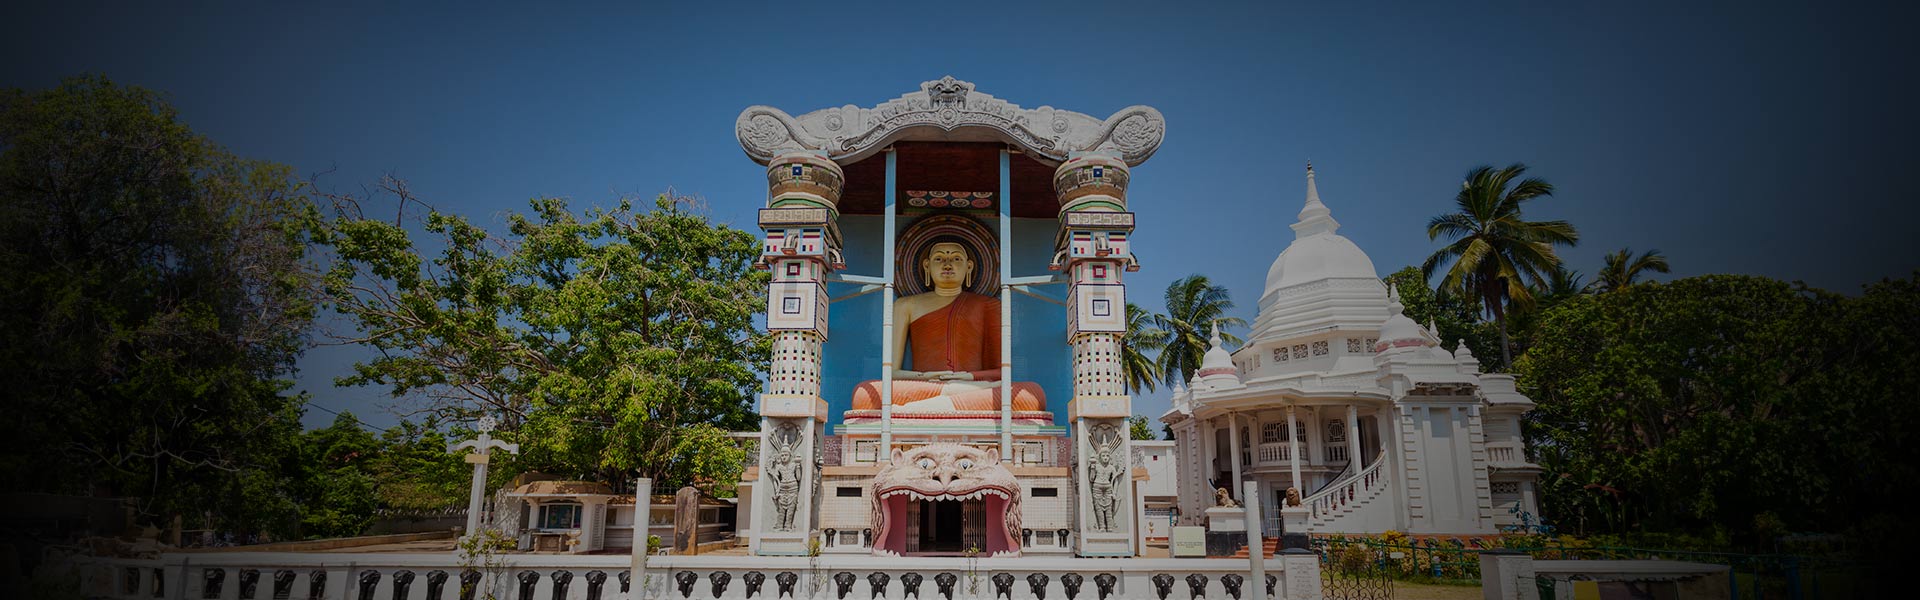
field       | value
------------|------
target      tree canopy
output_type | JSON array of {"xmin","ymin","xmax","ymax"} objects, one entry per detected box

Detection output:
[
  {"xmin": 308, "ymin": 188, "xmax": 766, "ymax": 490},
  {"xmin": 1518, "ymin": 274, "xmax": 1920, "ymax": 542},
  {"xmin": 0, "ymin": 77, "xmax": 315, "ymax": 534}
]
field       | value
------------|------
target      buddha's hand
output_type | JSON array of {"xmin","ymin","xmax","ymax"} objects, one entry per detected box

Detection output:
[
  {"xmin": 932, "ymin": 371, "xmax": 974, "ymax": 381},
  {"xmin": 895, "ymin": 370, "xmax": 940, "ymax": 381}
]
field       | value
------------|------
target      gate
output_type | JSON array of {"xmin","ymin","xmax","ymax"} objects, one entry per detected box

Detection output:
[{"xmin": 1322, "ymin": 544, "xmax": 1395, "ymax": 600}]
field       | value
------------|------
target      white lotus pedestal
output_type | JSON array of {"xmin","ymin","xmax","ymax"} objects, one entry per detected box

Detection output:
[{"xmin": 1203, "ymin": 506, "xmax": 1247, "ymax": 558}]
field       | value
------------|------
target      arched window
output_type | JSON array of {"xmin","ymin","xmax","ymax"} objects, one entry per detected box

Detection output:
[{"xmin": 1261, "ymin": 422, "xmax": 1285, "ymax": 443}]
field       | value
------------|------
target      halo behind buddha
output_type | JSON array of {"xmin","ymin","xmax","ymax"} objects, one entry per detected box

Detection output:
[{"xmin": 895, "ymin": 214, "xmax": 999, "ymax": 296}]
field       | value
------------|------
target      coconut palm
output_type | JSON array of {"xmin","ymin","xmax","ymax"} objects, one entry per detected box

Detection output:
[
  {"xmin": 1538, "ymin": 268, "xmax": 1592, "ymax": 309},
  {"xmin": 1154, "ymin": 275, "xmax": 1248, "ymax": 387},
  {"xmin": 1423, "ymin": 164, "xmax": 1580, "ymax": 368},
  {"xmin": 1596, "ymin": 247, "xmax": 1670, "ymax": 292},
  {"xmin": 1122, "ymin": 302, "xmax": 1169, "ymax": 394}
]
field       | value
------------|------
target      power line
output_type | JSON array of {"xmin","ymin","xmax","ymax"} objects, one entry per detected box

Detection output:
[{"xmin": 297, "ymin": 400, "xmax": 387, "ymax": 432}]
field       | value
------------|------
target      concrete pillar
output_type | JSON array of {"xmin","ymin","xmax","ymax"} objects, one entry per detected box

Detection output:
[
  {"xmin": 629, "ymin": 478, "xmax": 654, "ymax": 598},
  {"xmin": 1228, "ymin": 412, "xmax": 1245, "ymax": 500},
  {"xmin": 755, "ymin": 150, "xmax": 840, "ymax": 556},
  {"xmin": 1202, "ymin": 418, "xmax": 1219, "ymax": 491},
  {"xmin": 1245, "ymin": 481, "xmax": 1268, "ymax": 599},
  {"xmin": 1478, "ymin": 550, "xmax": 1539, "ymax": 600},
  {"xmin": 1286, "ymin": 406, "xmax": 1303, "ymax": 493},
  {"xmin": 1347, "ymin": 404, "xmax": 1363, "ymax": 468}
]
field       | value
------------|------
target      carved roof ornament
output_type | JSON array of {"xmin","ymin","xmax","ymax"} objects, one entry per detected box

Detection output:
[{"xmin": 736, "ymin": 75, "xmax": 1166, "ymax": 167}]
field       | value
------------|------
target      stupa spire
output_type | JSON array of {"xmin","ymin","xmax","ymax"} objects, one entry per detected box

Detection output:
[{"xmin": 1292, "ymin": 161, "xmax": 1341, "ymax": 238}]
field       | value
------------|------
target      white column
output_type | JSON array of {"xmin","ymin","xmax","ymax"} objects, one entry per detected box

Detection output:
[
  {"xmin": 1201, "ymin": 418, "xmax": 1219, "ymax": 492},
  {"xmin": 630, "ymin": 478, "xmax": 652, "ymax": 596},
  {"xmin": 463, "ymin": 452, "xmax": 488, "ymax": 536},
  {"xmin": 1346, "ymin": 405, "xmax": 1363, "ymax": 468},
  {"xmin": 1134, "ymin": 478, "xmax": 1148, "ymax": 556},
  {"xmin": 880, "ymin": 150, "xmax": 897, "ymax": 454},
  {"xmin": 1286, "ymin": 406, "xmax": 1303, "ymax": 493},
  {"xmin": 1244, "ymin": 480, "xmax": 1267, "ymax": 600},
  {"xmin": 1228, "ymin": 412, "xmax": 1245, "ymax": 500},
  {"xmin": 998, "ymin": 149, "xmax": 1013, "ymax": 456}
]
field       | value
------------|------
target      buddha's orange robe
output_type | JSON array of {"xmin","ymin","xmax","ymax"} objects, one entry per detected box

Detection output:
[{"xmin": 851, "ymin": 292, "xmax": 1046, "ymax": 412}]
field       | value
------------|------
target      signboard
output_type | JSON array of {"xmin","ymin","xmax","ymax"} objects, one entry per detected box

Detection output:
[{"xmin": 1171, "ymin": 526, "xmax": 1207, "ymax": 557}]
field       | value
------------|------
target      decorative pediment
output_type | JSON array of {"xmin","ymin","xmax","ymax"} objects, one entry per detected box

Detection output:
[{"xmin": 736, "ymin": 76, "xmax": 1166, "ymax": 167}]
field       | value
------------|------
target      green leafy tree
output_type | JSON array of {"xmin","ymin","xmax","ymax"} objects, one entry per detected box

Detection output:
[
  {"xmin": 297, "ymin": 413, "xmax": 382, "ymax": 538},
  {"xmin": 1422, "ymin": 163, "xmax": 1579, "ymax": 368},
  {"xmin": 369, "ymin": 420, "xmax": 471, "ymax": 512},
  {"xmin": 1518, "ymin": 274, "xmax": 1920, "ymax": 542},
  {"xmin": 310, "ymin": 189, "xmax": 766, "ymax": 489},
  {"xmin": 1382, "ymin": 267, "xmax": 1500, "ymax": 370},
  {"xmin": 1596, "ymin": 247, "xmax": 1671, "ymax": 292},
  {"xmin": 0, "ymin": 77, "xmax": 315, "ymax": 536},
  {"xmin": 1154, "ymin": 275, "xmax": 1247, "ymax": 386},
  {"xmin": 1128, "ymin": 415, "xmax": 1156, "ymax": 441},
  {"xmin": 1122, "ymin": 302, "xmax": 1168, "ymax": 394}
]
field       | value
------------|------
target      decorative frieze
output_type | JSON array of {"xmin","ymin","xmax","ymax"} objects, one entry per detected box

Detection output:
[{"xmin": 736, "ymin": 76, "xmax": 1166, "ymax": 167}]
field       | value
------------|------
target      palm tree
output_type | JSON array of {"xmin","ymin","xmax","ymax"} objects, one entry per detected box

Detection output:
[
  {"xmin": 1596, "ymin": 247, "xmax": 1670, "ymax": 292},
  {"xmin": 1153, "ymin": 275, "xmax": 1248, "ymax": 386},
  {"xmin": 1538, "ymin": 268, "xmax": 1592, "ymax": 309},
  {"xmin": 1423, "ymin": 164, "xmax": 1580, "ymax": 368},
  {"xmin": 1121, "ymin": 302, "xmax": 1169, "ymax": 394}
]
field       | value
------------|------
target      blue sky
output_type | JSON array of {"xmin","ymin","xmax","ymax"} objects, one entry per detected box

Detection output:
[{"xmin": 5, "ymin": 1, "xmax": 1915, "ymax": 430}]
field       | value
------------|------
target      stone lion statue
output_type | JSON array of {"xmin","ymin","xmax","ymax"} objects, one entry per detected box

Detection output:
[{"xmin": 1213, "ymin": 487, "xmax": 1239, "ymax": 508}]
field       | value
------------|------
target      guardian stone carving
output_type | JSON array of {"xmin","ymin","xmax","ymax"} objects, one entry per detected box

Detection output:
[
  {"xmin": 767, "ymin": 423, "xmax": 803, "ymax": 532},
  {"xmin": 1087, "ymin": 423, "xmax": 1126, "ymax": 532}
]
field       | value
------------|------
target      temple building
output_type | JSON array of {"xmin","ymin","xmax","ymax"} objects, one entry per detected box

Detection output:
[
  {"xmin": 736, "ymin": 77, "xmax": 1160, "ymax": 557},
  {"xmin": 1159, "ymin": 166, "xmax": 1543, "ymax": 536},
  {"xmin": 731, "ymin": 76, "xmax": 1538, "ymax": 559}
]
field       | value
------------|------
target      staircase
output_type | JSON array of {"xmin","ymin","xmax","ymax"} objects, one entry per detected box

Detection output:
[
  {"xmin": 1304, "ymin": 449, "xmax": 1393, "ymax": 531},
  {"xmin": 1230, "ymin": 536, "xmax": 1280, "ymax": 558}
]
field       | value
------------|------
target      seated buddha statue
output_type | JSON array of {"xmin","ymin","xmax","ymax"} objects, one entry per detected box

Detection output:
[{"xmin": 851, "ymin": 241, "xmax": 1046, "ymax": 413}]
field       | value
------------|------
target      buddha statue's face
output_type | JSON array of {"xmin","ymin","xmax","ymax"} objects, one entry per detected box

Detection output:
[{"xmin": 922, "ymin": 242, "xmax": 973, "ymax": 291}]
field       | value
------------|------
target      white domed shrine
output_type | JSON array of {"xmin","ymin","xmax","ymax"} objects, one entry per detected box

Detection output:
[{"xmin": 1163, "ymin": 165, "xmax": 1543, "ymax": 536}]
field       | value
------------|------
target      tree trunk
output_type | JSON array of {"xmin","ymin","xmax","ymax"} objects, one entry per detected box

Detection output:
[{"xmin": 1497, "ymin": 317, "xmax": 1512, "ymax": 370}]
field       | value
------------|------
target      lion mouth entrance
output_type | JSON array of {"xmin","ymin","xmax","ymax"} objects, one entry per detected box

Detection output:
[{"xmin": 875, "ymin": 488, "xmax": 1017, "ymax": 556}]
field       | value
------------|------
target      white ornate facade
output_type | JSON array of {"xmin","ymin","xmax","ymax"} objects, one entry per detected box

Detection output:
[
  {"xmin": 1161, "ymin": 166, "xmax": 1543, "ymax": 535},
  {"xmin": 738, "ymin": 77, "xmax": 1162, "ymax": 557}
]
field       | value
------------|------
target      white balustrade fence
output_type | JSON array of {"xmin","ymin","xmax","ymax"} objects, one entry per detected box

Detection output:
[
  {"xmin": 1304, "ymin": 450, "xmax": 1388, "ymax": 525},
  {"xmin": 66, "ymin": 551, "xmax": 1322, "ymax": 600},
  {"xmin": 1256, "ymin": 443, "xmax": 1291, "ymax": 465}
]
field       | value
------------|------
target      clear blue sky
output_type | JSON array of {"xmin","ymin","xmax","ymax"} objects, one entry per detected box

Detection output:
[{"xmin": 5, "ymin": 1, "xmax": 1915, "ymax": 430}]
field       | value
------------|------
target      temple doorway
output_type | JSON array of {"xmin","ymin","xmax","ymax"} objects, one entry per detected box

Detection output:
[{"xmin": 905, "ymin": 499, "xmax": 987, "ymax": 554}]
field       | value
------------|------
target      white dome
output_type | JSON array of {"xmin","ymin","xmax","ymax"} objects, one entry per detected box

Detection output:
[
  {"xmin": 1260, "ymin": 165, "xmax": 1380, "ymax": 300},
  {"xmin": 1248, "ymin": 166, "xmax": 1391, "ymax": 347},
  {"xmin": 1263, "ymin": 234, "xmax": 1380, "ymax": 295},
  {"xmin": 1197, "ymin": 325, "xmax": 1242, "ymax": 387}
]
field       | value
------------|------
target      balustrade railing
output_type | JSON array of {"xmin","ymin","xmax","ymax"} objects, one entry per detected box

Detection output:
[
  {"xmin": 1487, "ymin": 444, "xmax": 1519, "ymax": 464},
  {"xmin": 1304, "ymin": 450, "xmax": 1388, "ymax": 523},
  {"xmin": 1256, "ymin": 442, "xmax": 1292, "ymax": 464},
  {"xmin": 64, "ymin": 551, "xmax": 1315, "ymax": 600}
]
